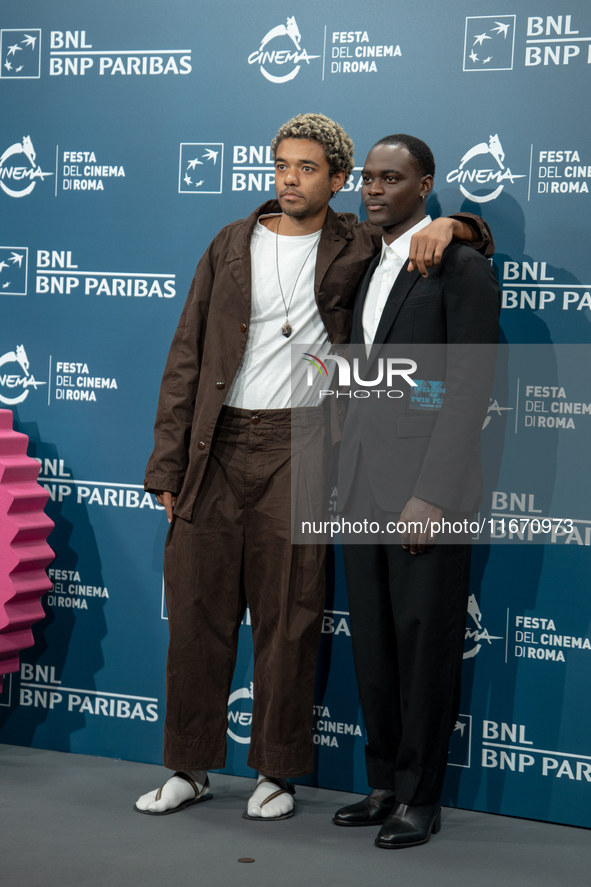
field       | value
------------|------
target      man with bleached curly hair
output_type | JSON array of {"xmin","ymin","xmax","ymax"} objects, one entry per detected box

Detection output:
[
  {"xmin": 135, "ymin": 113, "xmax": 493, "ymax": 822},
  {"xmin": 272, "ymin": 112, "xmax": 356, "ymax": 188}
]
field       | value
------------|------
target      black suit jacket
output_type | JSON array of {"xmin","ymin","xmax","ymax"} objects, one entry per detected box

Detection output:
[{"xmin": 338, "ymin": 241, "xmax": 501, "ymax": 514}]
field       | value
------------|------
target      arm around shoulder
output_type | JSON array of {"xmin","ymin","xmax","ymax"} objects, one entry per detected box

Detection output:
[
  {"xmin": 408, "ymin": 212, "xmax": 494, "ymax": 277},
  {"xmin": 442, "ymin": 243, "xmax": 500, "ymax": 344},
  {"xmin": 448, "ymin": 212, "xmax": 495, "ymax": 257}
]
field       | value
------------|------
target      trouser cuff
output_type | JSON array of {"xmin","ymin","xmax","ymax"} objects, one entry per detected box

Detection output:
[
  {"xmin": 163, "ymin": 733, "xmax": 227, "ymax": 772},
  {"xmin": 365, "ymin": 753, "xmax": 443, "ymax": 805},
  {"xmin": 247, "ymin": 741, "xmax": 313, "ymax": 778}
]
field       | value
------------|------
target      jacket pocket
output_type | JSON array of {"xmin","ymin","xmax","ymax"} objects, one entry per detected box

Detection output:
[
  {"xmin": 396, "ymin": 413, "xmax": 439, "ymax": 438},
  {"xmin": 403, "ymin": 291, "xmax": 436, "ymax": 307}
]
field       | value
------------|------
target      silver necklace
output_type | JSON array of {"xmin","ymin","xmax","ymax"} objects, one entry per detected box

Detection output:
[{"xmin": 275, "ymin": 216, "xmax": 320, "ymax": 338}]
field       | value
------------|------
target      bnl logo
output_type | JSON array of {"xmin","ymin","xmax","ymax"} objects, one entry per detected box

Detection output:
[
  {"xmin": 178, "ymin": 143, "xmax": 224, "ymax": 194},
  {"xmin": 0, "ymin": 247, "xmax": 28, "ymax": 295},
  {"xmin": 463, "ymin": 16, "xmax": 515, "ymax": 71},
  {"xmin": 0, "ymin": 30, "xmax": 41, "ymax": 78},
  {"xmin": 448, "ymin": 714, "xmax": 472, "ymax": 767}
]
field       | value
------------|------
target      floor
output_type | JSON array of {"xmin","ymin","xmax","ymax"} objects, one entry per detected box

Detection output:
[{"xmin": 2, "ymin": 744, "xmax": 590, "ymax": 887}]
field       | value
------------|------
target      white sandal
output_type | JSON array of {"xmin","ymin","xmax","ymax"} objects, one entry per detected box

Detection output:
[
  {"xmin": 134, "ymin": 771, "xmax": 213, "ymax": 815},
  {"xmin": 242, "ymin": 778, "xmax": 296, "ymax": 821}
]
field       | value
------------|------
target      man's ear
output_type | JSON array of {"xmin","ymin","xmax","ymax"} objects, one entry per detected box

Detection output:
[
  {"xmin": 331, "ymin": 169, "xmax": 347, "ymax": 196},
  {"xmin": 420, "ymin": 175, "xmax": 434, "ymax": 200}
]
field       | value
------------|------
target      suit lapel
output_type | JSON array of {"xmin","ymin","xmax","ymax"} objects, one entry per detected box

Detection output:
[
  {"xmin": 366, "ymin": 259, "xmax": 422, "ymax": 371},
  {"xmin": 352, "ymin": 253, "xmax": 381, "ymax": 344}
]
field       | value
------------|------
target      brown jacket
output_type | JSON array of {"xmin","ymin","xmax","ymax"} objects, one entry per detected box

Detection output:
[{"xmin": 144, "ymin": 200, "xmax": 492, "ymax": 520}]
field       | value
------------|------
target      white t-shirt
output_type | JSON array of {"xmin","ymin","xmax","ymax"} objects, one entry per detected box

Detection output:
[{"xmin": 225, "ymin": 217, "xmax": 330, "ymax": 409}]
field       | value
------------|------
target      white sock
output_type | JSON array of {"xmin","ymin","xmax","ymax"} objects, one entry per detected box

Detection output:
[
  {"xmin": 247, "ymin": 773, "xmax": 294, "ymax": 819},
  {"xmin": 135, "ymin": 769, "xmax": 207, "ymax": 813}
]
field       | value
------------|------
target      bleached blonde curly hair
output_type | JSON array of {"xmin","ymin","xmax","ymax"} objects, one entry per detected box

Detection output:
[{"xmin": 271, "ymin": 113, "xmax": 355, "ymax": 180}]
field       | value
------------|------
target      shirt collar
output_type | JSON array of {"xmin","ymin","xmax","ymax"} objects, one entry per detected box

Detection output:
[{"xmin": 379, "ymin": 215, "xmax": 433, "ymax": 265}]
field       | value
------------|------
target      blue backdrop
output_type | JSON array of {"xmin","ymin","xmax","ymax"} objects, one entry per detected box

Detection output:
[{"xmin": 1, "ymin": 0, "xmax": 590, "ymax": 829}]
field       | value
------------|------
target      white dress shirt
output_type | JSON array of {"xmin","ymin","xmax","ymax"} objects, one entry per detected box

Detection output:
[{"xmin": 362, "ymin": 215, "xmax": 432, "ymax": 349}]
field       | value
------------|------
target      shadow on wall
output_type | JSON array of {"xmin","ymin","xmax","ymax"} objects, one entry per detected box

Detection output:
[
  {"xmin": 297, "ymin": 542, "xmax": 368, "ymax": 794},
  {"xmin": 440, "ymin": 190, "xmax": 573, "ymax": 820},
  {"xmin": 0, "ymin": 411, "xmax": 107, "ymax": 754},
  {"xmin": 435, "ymin": 189, "xmax": 590, "ymax": 344},
  {"xmin": 442, "ymin": 544, "xmax": 548, "ymax": 815}
]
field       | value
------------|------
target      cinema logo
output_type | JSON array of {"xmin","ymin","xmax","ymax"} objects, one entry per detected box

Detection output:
[
  {"xmin": 0, "ymin": 136, "xmax": 52, "ymax": 198},
  {"xmin": 446, "ymin": 135, "xmax": 526, "ymax": 203},
  {"xmin": 464, "ymin": 595, "xmax": 504, "ymax": 659},
  {"xmin": 0, "ymin": 345, "xmax": 46, "ymax": 405},
  {"xmin": 227, "ymin": 683, "xmax": 253, "ymax": 745},
  {"xmin": 482, "ymin": 397, "xmax": 513, "ymax": 430},
  {"xmin": 248, "ymin": 16, "xmax": 320, "ymax": 83},
  {"xmin": 303, "ymin": 352, "xmax": 417, "ymax": 399}
]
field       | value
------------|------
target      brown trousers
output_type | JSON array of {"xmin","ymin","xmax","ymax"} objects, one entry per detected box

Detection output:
[{"xmin": 162, "ymin": 406, "xmax": 327, "ymax": 777}]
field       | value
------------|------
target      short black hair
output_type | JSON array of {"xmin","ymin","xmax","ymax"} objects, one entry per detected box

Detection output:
[{"xmin": 371, "ymin": 134, "xmax": 435, "ymax": 178}]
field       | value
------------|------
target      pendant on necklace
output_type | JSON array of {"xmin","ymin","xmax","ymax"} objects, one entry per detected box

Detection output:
[{"xmin": 282, "ymin": 322, "xmax": 293, "ymax": 338}]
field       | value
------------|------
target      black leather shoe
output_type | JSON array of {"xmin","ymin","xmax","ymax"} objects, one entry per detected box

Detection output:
[
  {"xmin": 375, "ymin": 802, "xmax": 441, "ymax": 848},
  {"xmin": 332, "ymin": 789, "xmax": 397, "ymax": 827}
]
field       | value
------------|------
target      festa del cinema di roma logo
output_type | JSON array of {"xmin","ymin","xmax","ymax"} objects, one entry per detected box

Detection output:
[
  {"xmin": 227, "ymin": 683, "xmax": 253, "ymax": 744},
  {"xmin": 446, "ymin": 134, "xmax": 525, "ymax": 203},
  {"xmin": 0, "ymin": 345, "xmax": 46, "ymax": 405},
  {"xmin": 464, "ymin": 595, "xmax": 503, "ymax": 659},
  {"xmin": 0, "ymin": 136, "xmax": 52, "ymax": 198},
  {"xmin": 248, "ymin": 16, "xmax": 320, "ymax": 83}
]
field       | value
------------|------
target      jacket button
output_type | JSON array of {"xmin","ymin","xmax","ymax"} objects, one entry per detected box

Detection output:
[
  {"xmin": 240, "ymin": 323, "xmax": 247, "ymax": 332},
  {"xmin": 216, "ymin": 381, "xmax": 225, "ymax": 389},
  {"xmin": 197, "ymin": 441, "xmax": 205, "ymax": 450},
  {"xmin": 251, "ymin": 416, "xmax": 260, "ymax": 425}
]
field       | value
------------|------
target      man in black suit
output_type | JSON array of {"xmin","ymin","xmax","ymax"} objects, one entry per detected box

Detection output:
[{"xmin": 332, "ymin": 135, "xmax": 500, "ymax": 848}]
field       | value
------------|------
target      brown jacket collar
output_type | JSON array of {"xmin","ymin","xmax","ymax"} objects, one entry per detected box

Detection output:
[
  {"xmin": 225, "ymin": 200, "xmax": 357, "ymax": 299},
  {"xmin": 225, "ymin": 200, "xmax": 355, "ymax": 258}
]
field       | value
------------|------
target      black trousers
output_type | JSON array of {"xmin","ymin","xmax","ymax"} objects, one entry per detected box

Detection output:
[{"xmin": 342, "ymin": 496, "xmax": 472, "ymax": 805}]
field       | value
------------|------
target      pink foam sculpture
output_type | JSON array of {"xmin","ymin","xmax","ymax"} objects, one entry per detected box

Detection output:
[{"xmin": 0, "ymin": 409, "xmax": 55, "ymax": 692}]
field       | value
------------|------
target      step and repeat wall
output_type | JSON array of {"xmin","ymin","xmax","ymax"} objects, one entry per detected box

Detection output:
[{"xmin": 1, "ymin": 0, "xmax": 590, "ymax": 828}]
